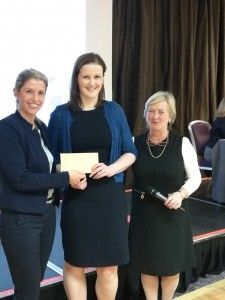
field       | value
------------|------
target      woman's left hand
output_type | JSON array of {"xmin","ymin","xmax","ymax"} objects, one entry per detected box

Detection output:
[
  {"xmin": 89, "ymin": 163, "xmax": 115, "ymax": 179},
  {"xmin": 165, "ymin": 192, "xmax": 183, "ymax": 210}
]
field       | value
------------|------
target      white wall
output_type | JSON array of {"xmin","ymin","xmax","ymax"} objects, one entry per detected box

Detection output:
[
  {"xmin": 86, "ymin": 0, "xmax": 113, "ymax": 100},
  {"xmin": 0, "ymin": 0, "xmax": 112, "ymax": 122}
]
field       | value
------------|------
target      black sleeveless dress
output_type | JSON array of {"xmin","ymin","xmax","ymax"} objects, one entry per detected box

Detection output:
[
  {"xmin": 129, "ymin": 131, "xmax": 196, "ymax": 276},
  {"xmin": 61, "ymin": 107, "xmax": 129, "ymax": 267}
]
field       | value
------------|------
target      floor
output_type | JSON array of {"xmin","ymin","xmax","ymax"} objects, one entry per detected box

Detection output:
[{"xmin": 176, "ymin": 278, "xmax": 225, "ymax": 299}]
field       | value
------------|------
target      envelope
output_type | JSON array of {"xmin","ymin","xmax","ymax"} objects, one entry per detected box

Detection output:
[{"xmin": 60, "ymin": 153, "xmax": 99, "ymax": 173}]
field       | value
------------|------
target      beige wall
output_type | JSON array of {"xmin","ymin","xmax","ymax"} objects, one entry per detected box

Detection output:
[{"xmin": 86, "ymin": 0, "xmax": 112, "ymax": 100}]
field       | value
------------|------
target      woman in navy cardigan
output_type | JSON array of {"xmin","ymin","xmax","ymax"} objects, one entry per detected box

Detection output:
[
  {"xmin": 48, "ymin": 53, "xmax": 137, "ymax": 300},
  {"xmin": 0, "ymin": 68, "xmax": 87, "ymax": 300}
]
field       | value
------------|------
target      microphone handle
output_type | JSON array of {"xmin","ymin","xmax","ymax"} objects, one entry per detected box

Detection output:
[
  {"xmin": 155, "ymin": 191, "xmax": 185, "ymax": 212},
  {"xmin": 155, "ymin": 191, "xmax": 167, "ymax": 202}
]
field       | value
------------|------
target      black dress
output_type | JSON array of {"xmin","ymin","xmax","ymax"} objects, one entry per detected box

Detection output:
[
  {"xmin": 129, "ymin": 131, "xmax": 196, "ymax": 276},
  {"xmin": 61, "ymin": 107, "xmax": 129, "ymax": 267}
]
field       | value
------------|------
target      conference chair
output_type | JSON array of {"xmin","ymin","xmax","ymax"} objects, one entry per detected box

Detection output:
[{"xmin": 188, "ymin": 120, "xmax": 212, "ymax": 189}]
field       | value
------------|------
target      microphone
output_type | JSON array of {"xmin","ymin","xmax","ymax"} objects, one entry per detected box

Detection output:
[
  {"xmin": 145, "ymin": 186, "xmax": 167, "ymax": 202},
  {"xmin": 145, "ymin": 186, "xmax": 185, "ymax": 211}
]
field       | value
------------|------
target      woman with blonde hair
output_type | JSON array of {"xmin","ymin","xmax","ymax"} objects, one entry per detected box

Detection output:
[{"xmin": 129, "ymin": 91, "xmax": 201, "ymax": 300}]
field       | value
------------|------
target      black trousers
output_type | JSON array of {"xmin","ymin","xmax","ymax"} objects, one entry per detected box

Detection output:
[{"xmin": 0, "ymin": 204, "xmax": 56, "ymax": 300}]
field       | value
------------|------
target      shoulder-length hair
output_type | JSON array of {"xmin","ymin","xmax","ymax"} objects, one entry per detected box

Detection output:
[{"xmin": 69, "ymin": 52, "xmax": 107, "ymax": 111}]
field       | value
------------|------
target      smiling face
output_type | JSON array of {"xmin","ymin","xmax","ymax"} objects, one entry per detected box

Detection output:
[
  {"xmin": 14, "ymin": 79, "xmax": 46, "ymax": 124},
  {"xmin": 146, "ymin": 100, "xmax": 172, "ymax": 133},
  {"xmin": 77, "ymin": 63, "xmax": 104, "ymax": 104}
]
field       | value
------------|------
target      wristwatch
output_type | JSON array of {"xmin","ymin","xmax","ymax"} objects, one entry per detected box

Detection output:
[{"xmin": 179, "ymin": 189, "xmax": 187, "ymax": 199}]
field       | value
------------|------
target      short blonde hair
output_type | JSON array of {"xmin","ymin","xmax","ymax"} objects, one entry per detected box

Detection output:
[{"xmin": 143, "ymin": 91, "xmax": 176, "ymax": 130}]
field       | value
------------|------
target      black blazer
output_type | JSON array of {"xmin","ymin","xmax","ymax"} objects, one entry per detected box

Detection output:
[{"xmin": 206, "ymin": 117, "xmax": 225, "ymax": 149}]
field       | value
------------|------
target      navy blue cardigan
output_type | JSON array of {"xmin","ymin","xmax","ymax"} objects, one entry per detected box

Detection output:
[
  {"xmin": 0, "ymin": 111, "xmax": 70, "ymax": 214},
  {"xmin": 48, "ymin": 100, "xmax": 137, "ymax": 183}
]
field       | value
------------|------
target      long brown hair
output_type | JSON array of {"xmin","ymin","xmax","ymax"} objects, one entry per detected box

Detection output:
[{"xmin": 69, "ymin": 52, "xmax": 107, "ymax": 111}]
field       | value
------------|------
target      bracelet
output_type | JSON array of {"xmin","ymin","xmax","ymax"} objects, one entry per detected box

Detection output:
[{"xmin": 179, "ymin": 189, "xmax": 186, "ymax": 199}]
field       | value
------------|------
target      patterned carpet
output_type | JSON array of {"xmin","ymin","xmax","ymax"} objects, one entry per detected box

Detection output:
[{"xmin": 174, "ymin": 271, "xmax": 225, "ymax": 297}]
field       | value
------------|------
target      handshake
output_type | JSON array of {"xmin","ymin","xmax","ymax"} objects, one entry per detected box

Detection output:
[{"xmin": 67, "ymin": 170, "xmax": 87, "ymax": 190}]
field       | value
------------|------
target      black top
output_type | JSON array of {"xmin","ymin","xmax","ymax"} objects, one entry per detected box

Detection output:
[
  {"xmin": 70, "ymin": 106, "xmax": 112, "ymax": 164},
  {"xmin": 133, "ymin": 131, "xmax": 185, "ymax": 195}
]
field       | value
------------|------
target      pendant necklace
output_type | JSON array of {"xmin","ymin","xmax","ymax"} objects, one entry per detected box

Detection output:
[{"xmin": 146, "ymin": 135, "xmax": 169, "ymax": 159}]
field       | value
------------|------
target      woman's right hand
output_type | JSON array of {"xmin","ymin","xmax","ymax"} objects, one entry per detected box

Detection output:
[{"xmin": 68, "ymin": 170, "xmax": 87, "ymax": 189}]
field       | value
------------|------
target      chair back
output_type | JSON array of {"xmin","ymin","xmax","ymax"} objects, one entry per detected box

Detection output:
[{"xmin": 188, "ymin": 120, "xmax": 211, "ymax": 156}]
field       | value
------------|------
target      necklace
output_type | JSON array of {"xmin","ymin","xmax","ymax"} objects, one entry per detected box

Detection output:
[{"xmin": 146, "ymin": 135, "xmax": 169, "ymax": 158}]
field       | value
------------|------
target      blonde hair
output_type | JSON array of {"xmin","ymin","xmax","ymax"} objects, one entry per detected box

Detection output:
[
  {"xmin": 214, "ymin": 97, "xmax": 225, "ymax": 119},
  {"xmin": 143, "ymin": 91, "xmax": 176, "ymax": 130}
]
